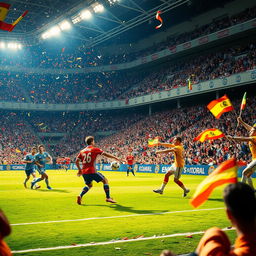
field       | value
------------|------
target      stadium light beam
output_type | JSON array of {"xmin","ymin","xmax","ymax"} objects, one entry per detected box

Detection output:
[
  {"xmin": 59, "ymin": 20, "xmax": 72, "ymax": 30},
  {"xmin": 80, "ymin": 10, "xmax": 92, "ymax": 20}
]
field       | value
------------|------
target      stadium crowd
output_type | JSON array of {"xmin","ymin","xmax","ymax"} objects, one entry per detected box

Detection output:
[
  {"xmin": 96, "ymin": 98, "xmax": 255, "ymax": 166},
  {"xmin": 0, "ymin": 95, "xmax": 255, "ymax": 166},
  {"xmin": 0, "ymin": 112, "xmax": 40, "ymax": 164},
  {"xmin": 0, "ymin": 41, "xmax": 255, "ymax": 104}
]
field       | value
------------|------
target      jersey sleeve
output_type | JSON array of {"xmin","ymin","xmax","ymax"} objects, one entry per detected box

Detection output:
[{"xmin": 94, "ymin": 148, "xmax": 103, "ymax": 155}]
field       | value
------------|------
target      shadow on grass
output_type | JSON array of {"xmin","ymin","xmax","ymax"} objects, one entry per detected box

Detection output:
[
  {"xmin": 82, "ymin": 203, "xmax": 168, "ymax": 214},
  {"xmin": 36, "ymin": 189, "xmax": 70, "ymax": 193},
  {"xmin": 207, "ymin": 198, "xmax": 224, "ymax": 202}
]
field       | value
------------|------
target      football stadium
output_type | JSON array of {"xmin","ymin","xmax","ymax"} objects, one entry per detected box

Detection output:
[{"xmin": 0, "ymin": 0, "xmax": 256, "ymax": 255}]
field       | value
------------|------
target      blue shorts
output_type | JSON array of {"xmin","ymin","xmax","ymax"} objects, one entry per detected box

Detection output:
[
  {"xmin": 36, "ymin": 166, "xmax": 46, "ymax": 175},
  {"xmin": 25, "ymin": 169, "xmax": 35, "ymax": 176},
  {"xmin": 128, "ymin": 164, "xmax": 133, "ymax": 169},
  {"xmin": 82, "ymin": 173, "xmax": 105, "ymax": 185}
]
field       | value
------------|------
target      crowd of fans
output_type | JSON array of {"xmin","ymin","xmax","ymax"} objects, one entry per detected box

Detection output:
[
  {"xmin": 95, "ymin": 98, "xmax": 255, "ymax": 166},
  {"xmin": 0, "ymin": 41, "xmax": 255, "ymax": 104},
  {"xmin": 0, "ymin": 112, "xmax": 40, "ymax": 164},
  {"xmin": 1, "ymin": 95, "xmax": 255, "ymax": 165}
]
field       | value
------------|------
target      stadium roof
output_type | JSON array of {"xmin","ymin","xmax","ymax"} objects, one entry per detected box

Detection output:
[{"xmin": 0, "ymin": 0, "xmax": 234, "ymax": 46}]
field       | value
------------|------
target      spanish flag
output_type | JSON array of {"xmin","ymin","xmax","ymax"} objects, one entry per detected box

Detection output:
[
  {"xmin": 240, "ymin": 92, "xmax": 247, "ymax": 111},
  {"xmin": 207, "ymin": 95, "xmax": 234, "ymax": 119},
  {"xmin": 0, "ymin": 2, "xmax": 28, "ymax": 32},
  {"xmin": 194, "ymin": 129, "xmax": 224, "ymax": 143},
  {"xmin": 148, "ymin": 137, "xmax": 159, "ymax": 147},
  {"xmin": 190, "ymin": 158, "xmax": 238, "ymax": 208},
  {"xmin": 0, "ymin": 2, "xmax": 10, "ymax": 21}
]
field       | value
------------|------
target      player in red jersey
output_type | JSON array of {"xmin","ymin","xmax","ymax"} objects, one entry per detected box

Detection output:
[
  {"xmin": 126, "ymin": 154, "xmax": 135, "ymax": 176},
  {"xmin": 75, "ymin": 136, "xmax": 123, "ymax": 205}
]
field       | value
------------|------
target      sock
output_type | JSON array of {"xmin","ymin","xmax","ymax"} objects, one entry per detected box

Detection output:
[
  {"xmin": 45, "ymin": 178, "xmax": 50, "ymax": 187},
  {"xmin": 174, "ymin": 179, "xmax": 186, "ymax": 191},
  {"xmin": 241, "ymin": 175, "xmax": 247, "ymax": 183},
  {"xmin": 24, "ymin": 177, "xmax": 29, "ymax": 184},
  {"xmin": 127, "ymin": 170, "xmax": 129, "ymax": 176},
  {"xmin": 131, "ymin": 169, "xmax": 135, "ymax": 176},
  {"xmin": 80, "ymin": 186, "xmax": 89, "ymax": 198},
  {"xmin": 104, "ymin": 184, "xmax": 110, "ymax": 198},
  {"xmin": 247, "ymin": 177, "xmax": 254, "ymax": 189},
  {"xmin": 160, "ymin": 182, "xmax": 167, "ymax": 191},
  {"xmin": 164, "ymin": 172, "xmax": 171, "ymax": 183},
  {"xmin": 34, "ymin": 177, "xmax": 42, "ymax": 184}
]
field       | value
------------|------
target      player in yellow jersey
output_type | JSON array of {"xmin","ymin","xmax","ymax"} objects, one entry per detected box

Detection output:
[
  {"xmin": 153, "ymin": 136, "xmax": 190, "ymax": 197},
  {"xmin": 226, "ymin": 118, "xmax": 256, "ymax": 189}
]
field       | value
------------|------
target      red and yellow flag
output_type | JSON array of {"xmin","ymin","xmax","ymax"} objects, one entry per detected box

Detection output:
[
  {"xmin": 148, "ymin": 137, "xmax": 159, "ymax": 147},
  {"xmin": 155, "ymin": 11, "xmax": 163, "ymax": 29},
  {"xmin": 207, "ymin": 95, "xmax": 234, "ymax": 119},
  {"xmin": 0, "ymin": 2, "xmax": 10, "ymax": 21},
  {"xmin": 194, "ymin": 129, "xmax": 224, "ymax": 143},
  {"xmin": 0, "ymin": 2, "xmax": 28, "ymax": 32},
  {"xmin": 190, "ymin": 158, "xmax": 238, "ymax": 208},
  {"xmin": 240, "ymin": 92, "xmax": 247, "ymax": 111}
]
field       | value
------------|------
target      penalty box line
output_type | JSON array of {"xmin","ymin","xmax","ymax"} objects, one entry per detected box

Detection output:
[
  {"xmin": 12, "ymin": 227, "xmax": 234, "ymax": 254},
  {"xmin": 11, "ymin": 207, "xmax": 224, "ymax": 226}
]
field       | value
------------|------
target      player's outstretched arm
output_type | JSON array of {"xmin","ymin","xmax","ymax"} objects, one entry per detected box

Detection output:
[
  {"xmin": 102, "ymin": 152, "xmax": 123, "ymax": 163},
  {"xmin": 237, "ymin": 117, "xmax": 253, "ymax": 132},
  {"xmin": 226, "ymin": 135, "xmax": 253, "ymax": 143},
  {"xmin": 159, "ymin": 142, "xmax": 174, "ymax": 148},
  {"xmin": 23, "ymin": 160, "xmax": 33, "ymax": 163},
  {"xmin": 156, "ymin": 149, "xmax": 174, "ymax": 154}
]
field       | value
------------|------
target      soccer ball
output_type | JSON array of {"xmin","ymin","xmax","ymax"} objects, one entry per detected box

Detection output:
[{"xmin": 111, "ymin": 161, "xmax": 120, "ymax": 170}]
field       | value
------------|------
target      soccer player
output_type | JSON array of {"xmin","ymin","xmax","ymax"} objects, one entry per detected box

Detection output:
[
  {"xmin": 76, "ymin": 136, "xmax": 123, "ymax": 205},
  {"xmin": 23, "ymin": 147, "xmax": 40, "ymax": 189},
  {"xmin": 126, "ymin": 153, "xmax": 135, "ymax": 176},
  {"xmin": 31, "ymin": 145, "xmax": 53, "ymax": 190},
  {"xmin": 64, "ymin": 157, "xmax": 71, "ymax": 172},
  {"xmin": 226, "ymin": 118, "xmax": 256, "ymax": 189},
  {"xmin": 153, "ymin": 137, "xmax": 190, "ymax": 197}
]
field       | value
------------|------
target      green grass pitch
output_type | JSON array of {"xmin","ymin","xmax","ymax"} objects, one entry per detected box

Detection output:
[{"xmin": 1, "ymin": 170, "xmax": 237, "ymax": 256}]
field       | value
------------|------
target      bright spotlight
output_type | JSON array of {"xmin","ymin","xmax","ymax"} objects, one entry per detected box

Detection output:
[
  {"xmin": 7, "ymin": 42, "xmax": 18, "ymax": 49},
  {"xmin": 49, "ymin": 25, "xmax": 61, "ymax": 36},
  {"xmin": 93, "ymin": 3, "xmax": 104, "ymax": 13},
  {"xmin": 17, "ymin": 44, "xmax": 22, "ymax": 49},
  {"xmin": 0, "ymin": 42, "xmax": 6, "ymax": 49},
  {"xmin": 59, "ymin": 20, "xmax": 72, "ymax": 30},
  {"xmin": 80, "ymin": 9, "xmax": 92, "ymax": 20}
]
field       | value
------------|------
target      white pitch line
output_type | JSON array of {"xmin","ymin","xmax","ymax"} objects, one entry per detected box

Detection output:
[
  {"xmin": 12, "ymin": 227, "xmax": 234, "ymax": 254},
  {"xmin": 11, "ymin": 207, "xmax": 224, "ymax": 226}
]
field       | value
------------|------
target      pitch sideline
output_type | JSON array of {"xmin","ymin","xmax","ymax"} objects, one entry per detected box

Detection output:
[
  {"xmin": 12, "ymin": 227, "xmax": 234, "ymax": 254},
  {"xmin": 11, "ymin": 207, "xmax": 224, "ymax": 226}
]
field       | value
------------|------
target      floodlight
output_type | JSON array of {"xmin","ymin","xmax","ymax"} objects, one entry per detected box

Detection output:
[
  {"xmin": 7, "ymin": 42, "xmax": 18, "ymax": 49},
  {"xmin": 59, "ymin": 20, "xmax": 72, "ymax": 30},
  {"xmin": 0, "ymin": 42, "xmax": 5, "ymax": 49},
  {"xmin": 80, "ymin": 10, "xmax": 92, "ymax": 20},
  {"xmin": 93, "ymin": 3, "xmax": 104, "ymax": 13},
  {"xmin": 49, "ymin": 25, "xmax": 61, "ymax": 36}
]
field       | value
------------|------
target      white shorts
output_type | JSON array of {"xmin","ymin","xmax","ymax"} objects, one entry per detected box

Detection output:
[
  {"xmin": 243, "ymin": 160, "xmax": 256, "ymax": 175},
  {"xmin": 168, "ymin": 165, "xmax": 183, "ymax": 179}
]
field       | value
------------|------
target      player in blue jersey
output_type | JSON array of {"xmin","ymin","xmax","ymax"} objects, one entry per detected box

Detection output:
[
  {"xmin": 23, "ymin": 147, "xmax": 40, "ymax": 189},
  {"xmin": 31, "ymin": 145, "xmax": 53, "ymax": 190}
]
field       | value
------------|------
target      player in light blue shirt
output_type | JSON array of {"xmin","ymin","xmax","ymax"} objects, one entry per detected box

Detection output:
[
  {"xmin": 23, "ymin": 147, "xmax": 40, "ymax": 189},
  {"xmin": 31, "ymin": 145, "xmax": 53, "ymax": 190}
]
